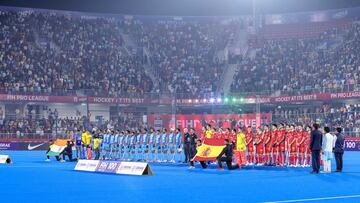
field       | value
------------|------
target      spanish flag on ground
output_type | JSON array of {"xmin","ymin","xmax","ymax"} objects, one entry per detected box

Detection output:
[
  {"xmin": 47, "ymin": 139, "xmax": 68, "ymax": 156},
  {"xmin": 192, "ymin": 138, "xmax": 225, "ymax": 161}
]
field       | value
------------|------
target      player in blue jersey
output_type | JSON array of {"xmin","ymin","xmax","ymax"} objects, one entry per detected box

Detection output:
[
  {"xmin": 168, "ymin": 128, "xmax": 175, "ymax": 163},
  {"xmin": 155, "ymin": 129, "xmax": 162, "ymax": 162},
  {"xmin": 175, "ymin": 128, "xmax": 183, "ymax": 163},
  {"xmin": 161, "ymin": 128, "xmax": 169, "ymax": 162},
  {"xmin": 102, "ymin": 130, "xmax": 110, "ymax": 160},
  {"xmin": 124, "ymin": 130, "xmax": 131, "ymax": 161},
  {"xmin": 134, "ymin": 129, "xmax": 142, "ymax": 161},
  {"xmin": 119, "ymin": 131, "xmax": 125, "ymax": 160},
  {"xmin": 107, "ymin": 130, "xmax": 115, "ymax": 159},
  {"xmin": 142, "ymin": 128, "xmax": 149, "ymax": 162},
  {"xmin": 149, "ymin": 128, "xmax": 156, "ymax": 162},
  {"xmin": 113, "ymin": 130, "xmax": 120, "ymax": 160},
  {"xmin": 130, "ymin": 131, "xmax": 136, "ymax": 161},
  {"xmin": 74, "ymin": 129, "xmax": 83, "ymax": 159},
  {"xmin": 109, "ymin": 130, "xmax": 116, "ymax": 159}
]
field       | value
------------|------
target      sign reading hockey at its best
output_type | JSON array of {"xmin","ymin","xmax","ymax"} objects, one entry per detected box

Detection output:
[{"xmin": 74, "ymin": 160, "xmax": 153, "ymax": 176}]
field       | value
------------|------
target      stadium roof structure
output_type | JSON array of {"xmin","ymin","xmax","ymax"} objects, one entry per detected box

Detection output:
[{"xmin": 1, "ymin": 0, "xmax": 360, "ymax": 16}]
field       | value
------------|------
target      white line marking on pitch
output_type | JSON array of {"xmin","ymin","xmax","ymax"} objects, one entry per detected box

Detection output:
[{"xmin": 263, "ymin": 195, "xmax": 360, "ymax": 203}]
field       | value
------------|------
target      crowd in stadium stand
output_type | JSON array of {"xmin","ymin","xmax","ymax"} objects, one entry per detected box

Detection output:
[
  {"xmin": 0, "ymin": 11, "xmax": 237, "ymax": 97},
  {"xmin": 271, "ymin": 104, "xmax": 360, "ymax": 136},
  {"xmin": 231, "ymin": 23, "xmax": 360, "ymax": 95},
  {"xmin": 1, "ymin": 104, "xmax": 359, "ymax": 138},
  {"xmin": 1, "ymin": 10, "xmax": 359, "ymax": 97},
  {"xmin": 0, "ymin": 11, "xmax": 153, "ymax": 96},
  {"xmin": 122, "ymin": 19, "xmax": 237, "ymax": 97}
]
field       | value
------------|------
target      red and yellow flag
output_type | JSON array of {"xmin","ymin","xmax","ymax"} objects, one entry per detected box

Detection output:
[{"xmin": 192, "ymin": 138, "xmax": 225, "ymax": 161}]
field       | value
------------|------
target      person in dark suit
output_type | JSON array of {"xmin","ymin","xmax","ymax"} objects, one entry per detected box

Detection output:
[
  {"xmin": 334, "ymin": 127, "xmax": 345, "ymax": 172},
  {"xmin": 217, "ymin": 139, "xmax": 239, "ymax": 170},
  {"xmin": 183, "ymin": 128, "xmax": 191, "ymax": 163},
  {"xmin": 310, "ymin": 123, "xmax": 322, "ymax": 174}
]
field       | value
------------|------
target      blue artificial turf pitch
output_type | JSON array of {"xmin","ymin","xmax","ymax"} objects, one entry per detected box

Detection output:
[{"xmin": 0, "ymin": 151, "xmax": 360, "ymax": 203}]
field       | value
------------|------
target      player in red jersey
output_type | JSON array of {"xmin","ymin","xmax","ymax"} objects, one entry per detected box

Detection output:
[
  {"xmin": 296, "ymin": 125, "xmax": 306, "ymax": 167},
  {"xmin": 228, "ymin": 128, "xmax": 236, "ymax": 143},
  {"xmin": 254, "ymin": 127, "xmax": 265, "ymax": 165},
  {"xmin": 284, "ymin": 124, "xmax": 291, "ymax": 166},
  {"xmin": 200, "ymin": 126, "xmax": 206, "ymax": 141},
  {"xmin": 245, "ymin": 126, "xmax": 255, "ymax": 165},
  {"xmin": 263, "ymin": 125, "xmax": 272, "ymax": 166},
  {"xmin": 277, "ymin": 123, "xmax": 286, "ymax": 166},
  {"xmin": 288, "ymin": 125, "xmax": 297, "ymax": 167},
  {"xmin": 271, "ymin": 124, "xmax": 279, "ymax": 166},
  {"xmin": 304, "ymin": 125, "xmax": 312, "ymax": 167}
]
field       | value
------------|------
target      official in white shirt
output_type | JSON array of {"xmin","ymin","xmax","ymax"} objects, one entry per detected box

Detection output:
[{"xmin": 321, "ymin": 127, "xmax": 336, "ymax": 173}]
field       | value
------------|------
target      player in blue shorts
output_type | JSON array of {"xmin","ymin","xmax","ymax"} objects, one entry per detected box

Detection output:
[
  {"xmin": 142, "ymin": 128, "xmax": 149, "ymax": 162},
  {"xmin": 102, "ymin": 130, "xmax": 110, "ymax": 160},
  {"xmin": 74, "ymin": 129, "xmax": 82, "ymax": 159},
  {"xmin": 119, "ymin": 131, "xmax": 125, "ymax": 160},
  {"xmin": 155, "ymin": 129, "xmax": 162, "ymax": 162},
  {"xmin": 149, "ymin": 128, "xmax": 156, "ymax": 162},
  {"xmin": 168, "ymin": 129, "xmax": 175, "ymax": 163},
  {"xmin": 135, "ymin": 129, "xmax": 143, "ymax": 161},
  {"xmin": 109, "ymin": 130, "xmax": 116, "ymax": 159},
  {"xmin": 124, "ymin": 130, "xmax": 131, "ymax": 161},
  {"xmin": 113, "ymin": 130, "xmax": 120, "ymax": 160},
  {"xmin": 175, "ymin": 128, "xmax": 183, "ymax": 163},
  {"xmin": 161, "ymin": 128, "xmax": 169, "ymax": 162},
  {"xmin": 130, "ymin": 131, "xmax": 136, "ymax": 161}
]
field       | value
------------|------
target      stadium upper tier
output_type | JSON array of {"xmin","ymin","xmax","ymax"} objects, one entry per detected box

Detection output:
[{"xmin": 0, "ymin": 6, "xmax": 359, "ymax": 98}]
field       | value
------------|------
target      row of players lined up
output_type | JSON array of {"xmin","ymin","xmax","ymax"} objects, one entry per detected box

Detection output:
[
  {"xmin": 203, "ymin": 123, "xmax": 312, "ymax": 167},
  {"xmin": 71, "ymin": 128, "xmax": 184, "ymax": 163},
  {"xmin": 64, "ymin": 123, "xmax": 314, "ymax": 167}
]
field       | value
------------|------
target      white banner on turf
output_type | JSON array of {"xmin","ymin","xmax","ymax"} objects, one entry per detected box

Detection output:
[
  {"xmin": 74, "ymin": 160, "xmax": 100, "ymax": 172},
  {"xmin": 116, "ymin": 162, "xmax": 153, "ymax": 175},
  {"xmin": 0, "ymin": 155, "xmax": 11, "ymax": 164}
]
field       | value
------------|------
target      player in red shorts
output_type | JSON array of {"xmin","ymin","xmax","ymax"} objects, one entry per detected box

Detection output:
[
  {"xmin": 271, "ymin": 124, "xmax": 279, "ymax": 166},
  {"xmin": 254, "ymin": 127, "xmax": 265, "ymax": 165},
  {"xmin": 284, "ymin": 124, "xmax": 291, "ymax": 166},
  {"xmin": 304, "ymin": 125, "xmax": 311, "ymax": 167},
  {"xmin": 245, "ymin": 126, "xmax": 255, "ymax": 165},
  {"xmin": 296, "ymin": 125, "xmax": 306, "ymax": 167},
  {"xmin": 288, "ymin": 125, "xmax": 297, "ymax": 167},
  {"xmin": 277, "ymin": 123, "xmax": 286, "ymax": 166},
  {"xmin": 263, "ymin": 125, "xmax": 272, "ymax": 166}
]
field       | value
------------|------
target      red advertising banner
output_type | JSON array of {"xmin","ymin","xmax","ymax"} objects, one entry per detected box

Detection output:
[{"xmin": 147, "ymin": 113, "xmax": 271, "ymax": 132}]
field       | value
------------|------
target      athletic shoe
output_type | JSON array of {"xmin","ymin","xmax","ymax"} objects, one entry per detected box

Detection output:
[
  {"xmin": 60, "ymin": 159, "xmax": 66, "ymax": 163},
  {"xmin": 188, "ymin": 166, "xmax": 195, "ymax": 169},
  {"xmin": 45, "ymin": 159, "xmax": 50, "ymax": 162},
  {"xmin": 217, "ymin": 168, "xmax": 224, "ymax": 171}
]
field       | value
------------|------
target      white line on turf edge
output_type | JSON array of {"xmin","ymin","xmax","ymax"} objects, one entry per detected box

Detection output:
[{"xmin": 263, "ymin": 195, "xmax": 360, "ymax": 203}]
